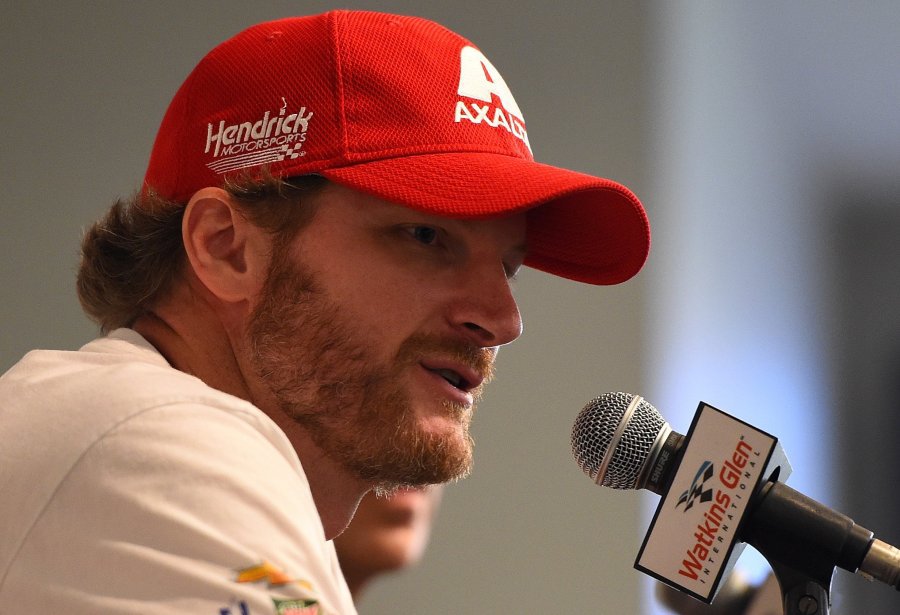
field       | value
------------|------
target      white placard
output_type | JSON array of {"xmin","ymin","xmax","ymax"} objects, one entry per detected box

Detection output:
[{"xmin": 635, "ymin": 403, "xmax": 790, "ymax": 603}]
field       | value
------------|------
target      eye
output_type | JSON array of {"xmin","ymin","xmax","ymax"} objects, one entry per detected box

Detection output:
[{"xmin": 407, "ymin": 225, "xmax": 439, "ymax": 246}]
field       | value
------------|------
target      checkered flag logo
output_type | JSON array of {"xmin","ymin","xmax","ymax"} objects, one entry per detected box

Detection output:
[
  {"xmin": 676, "ymin": 461, "xmax": 715, "ymax": 512},
  {"xmin": 280, "ymin": 143, "xmax": 307, "ymax": 161}
]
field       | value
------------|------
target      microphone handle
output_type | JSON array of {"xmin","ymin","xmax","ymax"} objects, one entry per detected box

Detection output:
[{"xmin": 860, "ymin": 539, "xmax": 900, "ymax": 589}]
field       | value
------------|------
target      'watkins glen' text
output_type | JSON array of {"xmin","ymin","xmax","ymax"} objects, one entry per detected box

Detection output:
[{"xmin": 678, "ymin": 439, "xmax": 759, "ymax": 582}]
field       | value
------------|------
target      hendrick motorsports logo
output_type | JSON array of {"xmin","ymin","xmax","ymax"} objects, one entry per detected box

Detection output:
[{"xmin": 204, "ymin": 97, "xmax": 313, "ymax": 175}]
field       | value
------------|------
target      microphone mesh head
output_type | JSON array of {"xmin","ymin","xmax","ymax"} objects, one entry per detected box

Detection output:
[{"xmin": 571, "ymin": 392, "xmax": 668, "ymax": 489}]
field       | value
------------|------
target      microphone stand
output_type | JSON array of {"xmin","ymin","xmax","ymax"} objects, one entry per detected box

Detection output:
[
  {"xmin": 742, "ymin": 481, "xmax": 875, "ymax": 615},
  {"xmin": 767, "ymin": 559, "xmax": 832, "ymax": 615}
]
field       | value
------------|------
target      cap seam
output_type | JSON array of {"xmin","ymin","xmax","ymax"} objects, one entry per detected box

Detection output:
[{"xmin": 328, "ymin": 11, "xmax": 351, "ymax": 162}]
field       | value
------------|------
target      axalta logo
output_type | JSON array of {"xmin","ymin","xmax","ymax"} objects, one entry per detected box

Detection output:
[
  {"xmin": 204, "ymin": 98, "xmax": 313, "ymax": 175},
  {"xmin": 455, "ymin": 46, "xmax": 531, "ymax": 153},
  {"xmin": 677, "ymin": 438, "xmax": 758, "ymax": 583}
]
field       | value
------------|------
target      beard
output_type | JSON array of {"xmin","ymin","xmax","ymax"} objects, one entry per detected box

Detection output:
[{"xmin": 247, "ymin": 245, "xmax": 495, "ymax": 492}]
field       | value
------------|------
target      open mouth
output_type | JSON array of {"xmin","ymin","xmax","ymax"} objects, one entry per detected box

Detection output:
[
  {"xmin": 429, "ymin": 367, "xmax": 469, "ymax": 391},
  {"xmin": 420, "ymin": 355, "xmax": 485, "ymax": 396}
]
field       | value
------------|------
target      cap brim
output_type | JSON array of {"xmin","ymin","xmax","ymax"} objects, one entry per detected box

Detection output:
[{"xmin": 320, "ymin": 152, "xmax": 650, "ymax": 285}]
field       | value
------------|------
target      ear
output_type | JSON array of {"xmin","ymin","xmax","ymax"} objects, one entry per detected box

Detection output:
[{"xmin": 182, "ymin": 187, "xmax": 267, "ymax": 305}]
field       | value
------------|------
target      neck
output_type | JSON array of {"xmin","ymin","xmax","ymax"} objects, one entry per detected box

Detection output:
[
  {"xmin": 263, "ymin": 399, "xmax": 371, "ymax": 539},
  {"xmin": 133, "ymin": 282, "xmax": 371, "ymax": 540}
]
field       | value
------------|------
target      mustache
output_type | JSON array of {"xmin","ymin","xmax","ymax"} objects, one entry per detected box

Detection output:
[{"xmin": 396, "ymin": 333, "xmax": 496, "ymax": 385}]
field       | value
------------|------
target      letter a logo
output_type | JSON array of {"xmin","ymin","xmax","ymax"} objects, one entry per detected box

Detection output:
[{"xmin": 457, "ymin": 46, "xmax": 524, "ymax": 122}]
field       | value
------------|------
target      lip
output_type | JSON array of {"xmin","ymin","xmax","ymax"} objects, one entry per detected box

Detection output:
[{"xmin": 419, "ymin": 358, "xmax": 485, "ymax": 405}]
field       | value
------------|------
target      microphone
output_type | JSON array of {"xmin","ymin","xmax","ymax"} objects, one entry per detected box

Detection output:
[{"xmin": 571, "ymin": 392, "xmax": 900, "ymax": 603}]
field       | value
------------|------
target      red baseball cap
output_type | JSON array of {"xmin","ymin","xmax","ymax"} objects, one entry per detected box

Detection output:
[{"xmin": 144, "ymin": 10, "xmax": 650, "ymax": 285}]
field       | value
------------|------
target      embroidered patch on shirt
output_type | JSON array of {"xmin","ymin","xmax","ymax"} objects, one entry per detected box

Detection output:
[
  {"xmin": 235, "ymin": 561, "xmax": 313, "ymax": 591},
  {"xmin": 272, "ymin": 598, "xmax": 320, "ymax": 615}
]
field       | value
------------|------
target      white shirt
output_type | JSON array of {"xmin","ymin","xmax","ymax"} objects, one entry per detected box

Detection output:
[{"xmin": 0, "ymin": 329, "xmax": 357, "ymax": 614}]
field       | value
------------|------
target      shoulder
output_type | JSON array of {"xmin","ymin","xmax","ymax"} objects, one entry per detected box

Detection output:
[
  {"xmin": 0, "ymin": 331, "xmax": 356, "ymax": 613},
  {"xmin": 0, "ymin": 328, "xmax": 290, "ymax": 514},
  {"xmin": 0, "ymin": 328, "xmax": 302, "ymax": 566}
]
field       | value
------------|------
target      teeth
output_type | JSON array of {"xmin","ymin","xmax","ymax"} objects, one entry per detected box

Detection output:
[{"xmin": 436, "ymin": 368, "xmax": 463, "ymax": 388}]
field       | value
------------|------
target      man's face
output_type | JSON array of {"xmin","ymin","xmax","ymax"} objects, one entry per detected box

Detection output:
[{"xmin": 248, "ymin": 183, "xmax": 526, "ymax": 491}]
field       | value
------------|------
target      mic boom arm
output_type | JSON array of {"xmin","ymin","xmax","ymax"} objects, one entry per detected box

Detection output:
[{"xmin": 744, "ymin": 479, "xmax": 900, "ymax": 614}]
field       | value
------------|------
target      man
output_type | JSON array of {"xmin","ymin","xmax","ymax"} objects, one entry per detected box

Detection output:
[
  {"xmin": 334, "ymin": 486, "xmax": 444, "ymax": 600},
  {"xmin": 0, "ymin": 10, "xmax": 649, "ymax": 614}
]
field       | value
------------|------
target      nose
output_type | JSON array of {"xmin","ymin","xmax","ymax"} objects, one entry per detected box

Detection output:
[{"xmin": 449, "ymin": 263, "xmax": 523, "ymax": 348}]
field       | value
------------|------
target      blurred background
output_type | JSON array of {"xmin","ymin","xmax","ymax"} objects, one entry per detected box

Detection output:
[{"xmin": 2, "ymin": 2, "xmax": 898, "ymax": 613}]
